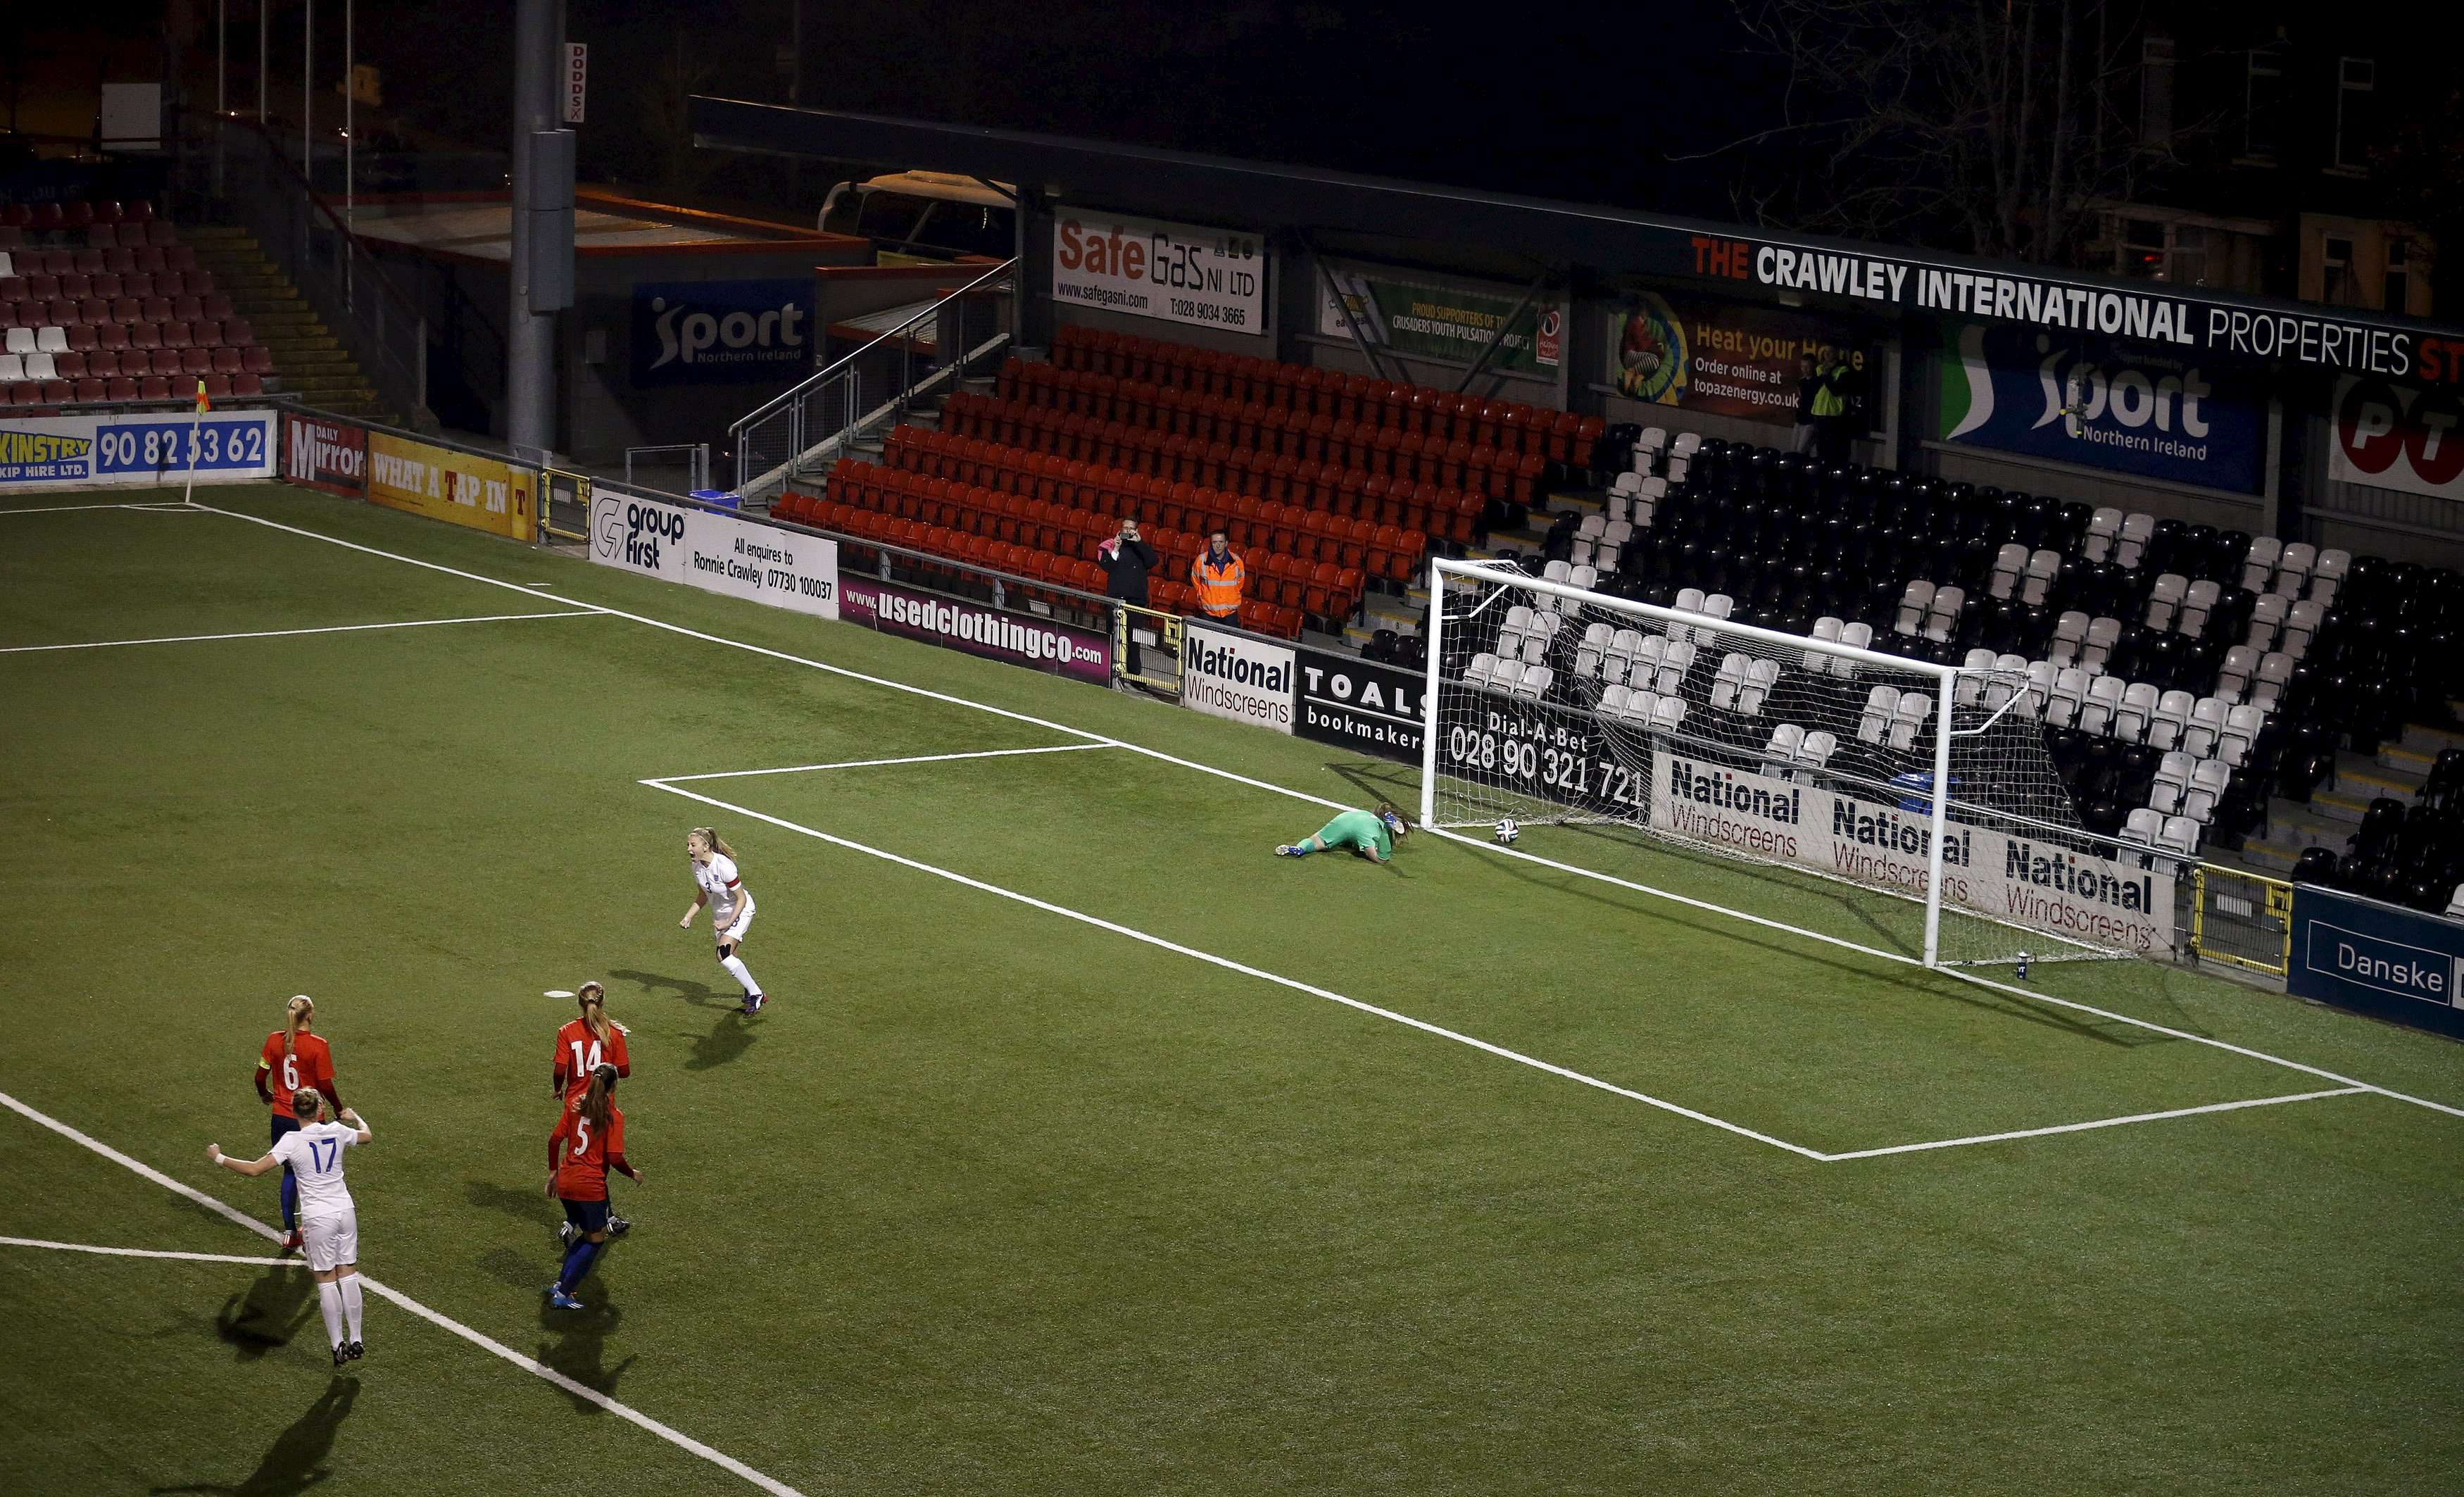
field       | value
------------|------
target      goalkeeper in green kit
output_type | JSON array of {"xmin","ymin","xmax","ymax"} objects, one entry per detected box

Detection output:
[{"xmin": 1275, "ymin": 802, "xmax": 1411, "ymax": 863}]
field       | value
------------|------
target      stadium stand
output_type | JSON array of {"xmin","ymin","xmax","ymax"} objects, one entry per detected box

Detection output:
[
  {"xmin": 0, "ymin": 200, "xmax": 274, "ymax": 406},
  {"xmin": 1527, "ymin": 422, "xmax": 2464, "ymax": 899},
  {"xmin": 797, "ymin": 324, "xmax": 1602, "ymax": 641},
  {"xmin": 764, "ymin": 313, "xmax": 2464, "ymax": 901}
]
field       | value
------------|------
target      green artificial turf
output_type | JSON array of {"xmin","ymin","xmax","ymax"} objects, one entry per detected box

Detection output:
[{"xmin": 0, "ymin": 484, "xmax": 2458, "ymax": 1496}]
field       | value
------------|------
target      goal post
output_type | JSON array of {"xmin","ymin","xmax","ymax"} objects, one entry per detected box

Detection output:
[{"xmin": 1419, "ymin": 557, "xmax": 2171, "ymax": 970}]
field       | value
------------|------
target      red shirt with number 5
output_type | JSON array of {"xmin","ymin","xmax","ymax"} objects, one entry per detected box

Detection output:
[
  {"xmin": 258, "ymin": 1032, "xmax": 335, "ymax": 1118},
  {"xmin": 551, "ymin": 1101, "xmax": 625, "ymax": 1201}
]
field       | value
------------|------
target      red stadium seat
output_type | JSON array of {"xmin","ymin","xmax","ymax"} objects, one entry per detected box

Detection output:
[
  {"xmin": 128, "ymin": 322, "xmax": 161, "ymax": 349},
  {"xmin": 123, "ymin": 199, "xmax": 154, "ymax": 223},
  {"xmin": 201, "ymin": 372, "xmax": 233, "ymax": 400},
  {"xmin": 63, "ymin": 323, "xmax": 95, "ymax": 352},
  {"xmin": 87, "ymin": 350, "xmax": 118, "ymax": 377},
  {"xmin": 180, "ymin": 348, "xmax": 212, "ymax": 376},
  {"xmin": 232, "ymin": 372, "xmax": 263, "ymax": 397},
  {"xmin": 138, "ymin": 375, "xmax": 170, "ymax": 400},
  {"xmin": 210, "ymin": 346, "xmax": 241, "ymax": 374},
  {"xmin": 73, "ymin": 377, "xmax": 105, "ymax": 402},
  {"xmin": 54, "ymin": 351, "xmax": 85, "ymax": 379},
  {"xmin": 94, "ymin": 322, "xmax": 127, "ymax": 350},
  {"xmin": 106, "ymin": 376, "xmax": 139, "ymax": 401},
  {"xmin": 150, "ymin": 349, "xmax": 184, "ymax": 376}
]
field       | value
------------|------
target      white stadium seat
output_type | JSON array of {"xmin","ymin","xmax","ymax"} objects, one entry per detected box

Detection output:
[
  {"xmin": 2049, "ymin": 610, "xmax": 2089, "ymax": 668},
  {"xmin": 1894, "ymin": 580, "xmax": 1935, "ymax": 637},
  {"xmin": 1887, "ymin": 692, "xmax": 1933, "ymax": 751},
  {"xmin": 1654, "ymin": 639, "xmax": 1697, "ymax": 696},
  {"xmin": 2150, "ymin": 689, "xmax": 2194, "ymax": 751},
  {"xmin": 2085, "ymin": 506, "xmax": 2123, "ymax": 563},
  {"xmin": 2023, "ymin": 549, "xmax": 2062, "ymax": 607},
  {"xmin": 2241, "ymin": 535, "xmax": 2282, "ymax": 594},
  {"xmin": 1858, "ymin": 685, "xmax": 1902, "ymax": 744},
  {"xmin": 2220, "ymin": 703, "xmax": 2266, "ymax": 767},
  {"xmin": 2159, "ymin": 815, "xmax": 2201, "ymax": 854},
  {"xmin": 2184, "ymin": 696, "xmax": 2228, "ymax": 758},
  {"xmin": 2082, "ymin": 616, "xmax": 2122, "ymax": 672},
  {"xmin": 2183, "ymin": 758, "xmax": 2232, "ymax": 823},
  {"xmin": 2115, "ymin": 682, "xmax": 2159, "ymax": 742},
  {"xmin": 2080, "ymin": 673, "xmax": 2127, "ymax": 735}
]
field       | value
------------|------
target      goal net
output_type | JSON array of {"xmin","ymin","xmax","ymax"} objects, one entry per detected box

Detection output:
[{"xmin": 1419, "ymin": 560, "xmax": 2170, "ymax": 968}]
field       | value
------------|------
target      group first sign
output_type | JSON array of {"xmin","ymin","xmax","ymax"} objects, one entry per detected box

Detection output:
[{"xmin": 1052, "ymin": 209, "xmax": 1267, "ymax": 337}]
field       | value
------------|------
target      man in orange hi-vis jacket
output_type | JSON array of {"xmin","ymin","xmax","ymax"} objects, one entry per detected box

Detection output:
[{"xmin": 1190, "ymin": 529, "xmax": 1245, "ymax": 624}]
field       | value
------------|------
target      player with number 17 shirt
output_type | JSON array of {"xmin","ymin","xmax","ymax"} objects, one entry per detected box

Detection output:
[{"xmin": 255, "ymin": 994, "xmax": 344, "ymax": 1253}]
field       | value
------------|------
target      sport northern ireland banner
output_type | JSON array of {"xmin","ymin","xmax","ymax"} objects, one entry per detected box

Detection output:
[
  {"xmin": 1052, "ymin": 209, "xmax": 1269, "ymax": 336},
  {"xmin": 1931, "ymin": 321, "xmax": 2266, "ymax": 494},
  {"xmin": 1318, "ymin": 266, "xmax": 1564, "ymax": 375},
  {"xmin": 282, "ymin": 413, "xmax": 367, "ymax": 496},
  {"xmin": 1181, "ymin": 619, "xmax": 1295, "ymax": 732},
  {"xmin": 366, "ymin": 434, "xmax": 535, "ymax": 540},
  {"xmin": 839, "ymin": 576, "xmax": 1108, "ymax": 683},
  {"xmin": 0, "ymin": 411, "xmax": 277, "ymax": 491},
  {"xmin": 589, "ymin": 490, "xmax": 840, "ymax": 620},
  {"xmin": 2327, "ymin": 375, "xmax": 2464, "ymax": 501},
  {"xmin": 1651, "ymin": 753, "xmax": 2175, "ymax": 954}
]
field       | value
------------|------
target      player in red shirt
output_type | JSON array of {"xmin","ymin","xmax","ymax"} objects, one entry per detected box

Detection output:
[
  {"xmin": 546, "ymin": 1064, "xmax": 643, "ymax": 1310},
  {"xmin": 255, "ymin": 995, "xmax": 344, "ymax": 1252},
  {"xmin": 551, "ymin": 982, "xmax": 634, "ymax": 1241}
]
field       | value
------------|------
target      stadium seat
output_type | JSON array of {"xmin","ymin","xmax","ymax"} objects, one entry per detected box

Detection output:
[
  {"xmin": 2080, "ymin": 674, "xmax": 2126, "ymax": 735},
  {"xmin": 1857, "ymin": 685, "xmax": 1901, "ymax": 744},
  {"xmin": 2184, "ymin": 696, "xmax": 2228, "ymax": 758},
  {"xmin": 2115, "ymin": 682, "xmax": 2158, "ymax": 742},
  {"xmin": 2183, "ymin": 759, "xmax": 2232, "ymax": 823},
  {"xmin": 2158, "ymin": 815, "xmax": 2201, "ymax": 854},
  {"xmin": 2220, "ymin": 704, "xmax": 2265, "ymax": 768},
  {"xmin": 2150, "ymin": 690, "xmax": 2194, "ymax": 751},
  {"xmin": 2123, "ymin": 807, "xmax": 2163, "ymax": 846}
]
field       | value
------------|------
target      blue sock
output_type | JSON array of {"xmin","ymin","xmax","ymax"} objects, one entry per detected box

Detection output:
[
  {"xmin": 558, "ymin": 1240, "xmax": 601, "ymax": 1291},
  {"xmin": 279, "ymin": 1171, "xmax": 298, "ymax": 1229},
  {"xmin": 1290, "ymin": 840, "xmax": 1314, "ymax": 856}
]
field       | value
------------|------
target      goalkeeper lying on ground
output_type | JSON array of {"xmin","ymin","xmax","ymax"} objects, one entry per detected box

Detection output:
[{"xmin": 1275, "ymin": 802, "xmax": 1411, "ymax": 863}]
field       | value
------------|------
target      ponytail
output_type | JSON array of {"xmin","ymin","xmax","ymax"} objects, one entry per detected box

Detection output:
[
  {"xmin": 579, "ymin": 1069, "xmax": 614, "ymax": 1132},
  {"xmin": 282, "ymin": 995, "xmax": 314, "ymax": 1057},
  {"xmin": 691, "ymin": 826, "xmax": 736, "ymax": 859},
  {"xmin": 578, "ymin": 983, "xmax": 612, "ymax": 1046}
]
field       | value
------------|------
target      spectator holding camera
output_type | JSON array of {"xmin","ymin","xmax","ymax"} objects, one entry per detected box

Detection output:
[{"xmin": 1097, "ymin": 515, "xmax": 1160, "ymax": 676}]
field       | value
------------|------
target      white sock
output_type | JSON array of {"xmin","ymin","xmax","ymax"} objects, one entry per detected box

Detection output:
[
  {"xmin": 315, "ymin": 1280, "xmax": 345, "ymax": 1350},
  {"xmin": 339, "ymin": 1274, "xmax": 365, "ymax": 1343},
  {"xmin": 720, "ymin": 953, "xmax": 760, "ymax": 996}
]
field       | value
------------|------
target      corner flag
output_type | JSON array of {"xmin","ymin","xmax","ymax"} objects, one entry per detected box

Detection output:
[{"xmin": 195, "ymin": 377, "xmax": 210, "ymax": 413}]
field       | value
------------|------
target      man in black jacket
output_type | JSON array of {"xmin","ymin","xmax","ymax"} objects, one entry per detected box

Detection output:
[{"xmin": 1096, "ymin": 515, "xmax": 1159, "ymax": 680}]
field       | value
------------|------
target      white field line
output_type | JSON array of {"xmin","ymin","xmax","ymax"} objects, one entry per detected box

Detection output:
[
  {"xmin": 0, "ymin": 609, "xmax": 601, "ymax": 656},
  {"xmin": 0, "ymin": 501, "xmax": 181, "ymax": 515},
  {"xmin": 192, "ymin": 501, "xmax": 1348, "ymax": 817},
  {"xmin": 1816, "ymin": 1087, "xmax": 2369, "ymax": 1163},
  {"xmin": 0, "ymin": 1088, "xmax": 807, "ymax": 1497},
  {"xmin": 1429, "ymin": 827, "xmax": 2464, "ymax": 1125},
  {"xmin": 0, "ymin": 1234, "xmax": 293, "ymax": 1267},
  {"xmin": 656, "ymin": 743, "xmax": 1116, "ymax": 782},
  {"xmin": 641, "ymin": 777, "xmax": 1829, "ymax": 1161},
  {"xmin": 182, "ymin": 500, "xmax": 2464, "ymax": 1129}
]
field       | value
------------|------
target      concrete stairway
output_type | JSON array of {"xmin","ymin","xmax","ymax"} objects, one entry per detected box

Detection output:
[
  {"xmin": 2236, "ymin": 714, "xmax": 2461, "ymax": 875},
  {"xmin": 181, "ymin": 225, "xmax": 390, "ymax": 422}
]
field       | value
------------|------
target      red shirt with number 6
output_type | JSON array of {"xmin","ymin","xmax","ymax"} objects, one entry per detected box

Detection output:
[
  {"xmin": 550, "ymin": 1101, "xmax": 625, "ymax": 1201},
  {"xmin": 257, "ymin": 1032, "xmax": 335, "ymax": 1119}
]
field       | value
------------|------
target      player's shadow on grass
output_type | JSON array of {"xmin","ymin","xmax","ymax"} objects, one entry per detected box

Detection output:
[
  {"xmin": 151, "ymin": 1374, "xmax": 358, "ymax": 1496},
  {"xmin": 609, "ymin": 967, "xmax": 766, "ymax": 1070},
  {"xmin": 209, "ymin": 1263, "xmax": 318, "ymax": 1360},
  {"xmin": 536, "ymin": 1299, "xmax": 636, "ymax": 1413},
  {"xmin": 609, "ymin": 967, "xmax": 731, "ymax": 1008}
]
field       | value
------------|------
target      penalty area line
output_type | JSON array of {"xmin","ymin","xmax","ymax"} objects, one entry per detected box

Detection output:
[
  {"xmin": 1816, "ymin": 1087, "xmax": 2369, "ymax": 1162},
  {"xmin": 653, "ymin": 743, "xmax": 1118, "ymax": 783},
  {"xmin": 1430, "ymin": 827, "xmax": 2464, "ymax": 1126},
  {"xmin": 637, "ymin": 777, "xmax": 1828, "ymax": 1161},
  {"xmin": 0, "ymin": 1234, "xmax": 294, "ymax": 1267},
  {"xmin": 0, "ymin": 609, "xmax": 602, "ymax": 656},
  {"xmin": 0, "ymin": 1087, "xmax": 808, "ymax": 1497}
]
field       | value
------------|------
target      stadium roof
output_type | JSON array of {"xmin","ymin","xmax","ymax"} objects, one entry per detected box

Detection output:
[{"xmin": 689, "ymin": 99, "xmax": 2464, "ymax": 381}]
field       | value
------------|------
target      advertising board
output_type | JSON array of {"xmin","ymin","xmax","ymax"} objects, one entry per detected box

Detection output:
[
  {"xmin": 1606, "ymin": 292, "xmax": 1872, "ymax": 427},
  {"xmin": 2327, "ymin": 375, "xmax": 2464, "ymax": 501},
  {"xmin": 1295, "ymin": 646, "xmax": 1425, "ymax": 763},
  {"xmin": 2286, "ymin": 884, "xmax": 2464, "ymax": 1039},
  {"xmin": 282, "ymin": 413, "xmax": 367, "ymax": 496},
  {"xmin": 365, "ymin": 434, "xmax": 535, "ymax": 540},
  {"xmin": 1317, "ymin": 266, "xmax": 1564, "ymax": 375},
  {"xmin": 589, "ymin": 490, "xmax": 839, "ymax": 620},
  {"xmin": 631, "ymin": 280, "xmax": 815, "ymax": 387},
  {"xmin": 1180, "ymin": 620, "xmax": 1295, "ymax": 732},
  {"xmin": 1052, "ymin": 209, "xmax": 1268, "ymax": 336},
  {"xmin": 0, "ymin": 411, "xmax": 277, "ymax": 491},
  {"xmin": 838, "ymin": 576, "xmax": 1110, "ymax": 684}
]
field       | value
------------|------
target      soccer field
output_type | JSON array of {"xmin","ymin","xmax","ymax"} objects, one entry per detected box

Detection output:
[{"xmin": 2, "ymin": 484, "xmax": 2460, "ymax": 1496}]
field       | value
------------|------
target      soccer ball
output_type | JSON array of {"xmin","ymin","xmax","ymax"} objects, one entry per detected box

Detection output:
[{"xmin": 1494, "ymin": 819, "xmax": 1520, "ymax": 844}]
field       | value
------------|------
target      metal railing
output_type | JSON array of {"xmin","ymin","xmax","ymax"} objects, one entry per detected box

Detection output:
[
  {"xmin": 2187, "ymin": 863, "xmax": 2296, "ymax": 977},
  {"xmin": 626, "ymin": 444, "xmax": 711, "ymax": 495},
  {"xmin": 182, "ymin": 115, "xmax": 435, "ymax": 430},
  {"xmin": 730, "ymin": 257, "xmax": 1015, "ymax": 503}
]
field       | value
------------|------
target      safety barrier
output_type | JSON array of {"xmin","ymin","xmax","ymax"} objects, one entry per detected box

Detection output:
[{"xmin": 2187, "ymin": 863, "xmax": 2295, "ymax": 977}]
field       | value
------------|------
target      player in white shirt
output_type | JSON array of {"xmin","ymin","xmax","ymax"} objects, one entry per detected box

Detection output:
[
  {"xmin": 211, "ymin": 1091, "xmax": 374, "ymax": 1368},
  {"xmin": 680, "ymin": 826, "xmax": 768, "ymax": 1015}
]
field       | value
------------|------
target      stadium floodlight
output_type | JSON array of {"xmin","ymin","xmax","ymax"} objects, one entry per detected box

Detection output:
[{"xmin": 1419, "ymin": 558, "xmax": 2172, "ymax": 970}]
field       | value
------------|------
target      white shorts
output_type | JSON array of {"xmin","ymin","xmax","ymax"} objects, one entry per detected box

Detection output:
[
  {"xmin": 302, "ymin": 1208, "xmax": 358, "ymax": 1272},
  {"xmin": 717, "ymin": 903, "xmax": 754, "ymax": 945}
]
